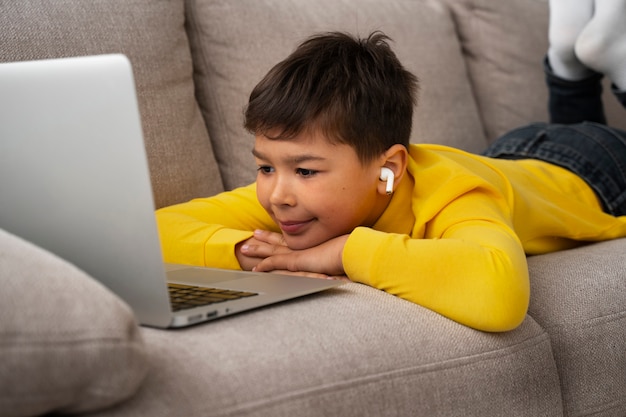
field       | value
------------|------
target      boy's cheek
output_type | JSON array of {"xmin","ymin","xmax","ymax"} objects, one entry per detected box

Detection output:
[{"xmin": 255, "ymin": 187, "xmax": 270, "ymax": 211}]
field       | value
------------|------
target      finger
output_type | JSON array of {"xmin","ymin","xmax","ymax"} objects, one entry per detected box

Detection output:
[
  {"xmin": 254, "ymin": 252, "xmax": 323, "ymax": 275},
  {"xmin": 241, "ymin": 242, "xmax": 292, "ymax": 258},
  {"xmin": 253, "ymin": 253, "xmax": 297, "ymax": 273},
  {"xmin": 254, "ymin": 229, "xmax": 287, "ymax": 246},
  {"xmin": 268, "ymin": 270, "xmax": 334, "ymax": 280},
  {"xmin": 329, "ymin": 275, "xmax": 351, "ymax": 282}
]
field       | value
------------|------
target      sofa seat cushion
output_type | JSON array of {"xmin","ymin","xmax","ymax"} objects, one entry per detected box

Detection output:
[
  {"xmin": 0, "ymin": 229, "xmax": 148, "ymax": 416},
  {"xmin": 0, "ymin": 0, "xmax": 223, "ymax": 208},
  {"xmin": 91, "ymin": 283, "xmax": 562, "ymax": 417},
  {"xmin": 185, "ymin": 0, "xmax": 487, "ymax": 190},
  {"xmin": 527, "ymin": 238, "xmax": 626, "ymax": 417}
]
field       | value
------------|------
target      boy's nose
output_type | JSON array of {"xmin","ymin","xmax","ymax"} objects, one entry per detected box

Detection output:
[{"xmin": 269, "ymin": 177, "xmax": 296, "ymax": 207}]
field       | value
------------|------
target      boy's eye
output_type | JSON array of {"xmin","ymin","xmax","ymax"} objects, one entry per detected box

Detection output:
[
  {"xmin": 296, "ymin": 168, "xmax": 318, "ymax": 177},
  {"xmin": 257, "ymin": 166, "xmax": 274, "ymax": 174}
]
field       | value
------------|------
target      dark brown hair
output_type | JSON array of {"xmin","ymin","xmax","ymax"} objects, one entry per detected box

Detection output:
[{"xmin": 244, "ymin": 31, "xmax": 419, "ymax": 163}]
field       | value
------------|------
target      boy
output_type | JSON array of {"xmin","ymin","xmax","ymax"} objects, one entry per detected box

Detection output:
[{"xmin": 157, "ymin": 27, "xmax": 626, "ymax": 332}]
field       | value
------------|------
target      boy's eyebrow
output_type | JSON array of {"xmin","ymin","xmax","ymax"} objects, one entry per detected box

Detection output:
[{"xmin": 251, "ymin": 148, "xmax": 327, "ymax": 164}]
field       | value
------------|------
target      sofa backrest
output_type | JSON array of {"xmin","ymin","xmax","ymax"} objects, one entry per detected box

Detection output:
[
  {"xmin": 185, "ymin": 0, "xmax": 488, "ymax": 191},
  {"xmin": 0, "ymin": 0, "xmax": 223, "ymax": 208},
  {"xmin": 184, "ymin": 0, "xmax": 626, "ymax": 191},
  {"xmin": 444, "ymin": 0, "xmax": 626, "ymax": 141},
  {"xmin": 2, "ymin": 0, "xmax": 625, "ymax": 209}
]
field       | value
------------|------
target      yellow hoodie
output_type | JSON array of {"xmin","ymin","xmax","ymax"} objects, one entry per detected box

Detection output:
[{"xmin": 156, "ymin": 144, "xmax": 626, "ymax": 332}]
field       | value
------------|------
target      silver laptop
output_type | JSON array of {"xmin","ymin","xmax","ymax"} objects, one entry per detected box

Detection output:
[{"xmin": 0, "ymin": 54, "xmax": 342, "ymax": 328}]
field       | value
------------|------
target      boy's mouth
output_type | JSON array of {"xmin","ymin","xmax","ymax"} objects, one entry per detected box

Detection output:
[{"xmin": 278, "ymin": 219, "xmax": 314, "ymax": 235}]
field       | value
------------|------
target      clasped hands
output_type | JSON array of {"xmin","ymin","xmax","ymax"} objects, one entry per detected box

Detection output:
[{"xmin": 236, "ymin": 229, "xmax": 349, "ymax": 280}]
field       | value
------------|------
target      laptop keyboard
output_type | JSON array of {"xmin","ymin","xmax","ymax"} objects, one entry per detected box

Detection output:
[{"xmin": 168, "ymin": 283, "xmax": 258, "ymax": 312}]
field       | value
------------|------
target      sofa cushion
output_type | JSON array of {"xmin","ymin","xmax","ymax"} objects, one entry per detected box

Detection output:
[
  {"xmin": 445, "ymin": 0, "xmax": 626, "ymax": 142},
  {"xmin": 527, "ymin": 238, "xmax": 626, "ymax": 416},
  {"xmin": 442, "ymin": 0, "xmax": 550, "ymax": 142},
  {"xmin": 0, "ymin": 0, "xmax": 223, "ymax": 208},
  {"xmin": 185, "ymin": 0, "xmax": 487, "ymax": 190},
  {"xmin": 91, "ymin": 283, "xmax": 562, "ymax": 417},
  {"xmin": 0, "ymin": 229, "xmax": 148, "ymax": 416}
]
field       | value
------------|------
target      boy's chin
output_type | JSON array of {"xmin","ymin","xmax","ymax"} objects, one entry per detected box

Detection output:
[
  {"xmin": 284, "ymin": 239, "xmax": 318, "ymax": 251},
  {"xmin": 283, "ymin": 235, "xmax": 328, "ymax": 251}
]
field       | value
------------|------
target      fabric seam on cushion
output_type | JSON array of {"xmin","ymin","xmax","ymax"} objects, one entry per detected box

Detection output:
[
  {"xmin": 531, "ymin": 308, "xmax": 626, "ymax": 332},
  {"xmin": 202, "ymin": 332, "xmax": 554, "ymax": 416}
]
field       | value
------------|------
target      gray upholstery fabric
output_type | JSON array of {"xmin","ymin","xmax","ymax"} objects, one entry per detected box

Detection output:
[
  {"xmin": 0, "ymin": 0, "xmax": 223, "ymax": 208},
  {"xmin": 185, "ymin": 0, "xmax": 487, "ymax": 190},
  {"xmin": 0, "ymin": 229, "xmax": 148, "ymax": 416},
  {"xmin": 527, "ymin": 239, "xmax": 626, "ymax": 417},
  {"xmin": 2, "ymin": 1, "xmax": 625, "ymax": 415},
  {"xmin": 444, "ymin": 0, "xmax": 626, "ymax": 143},
  {"xmin": 92, "ymin": 284, "xmax": 562, "ymax": 417}
]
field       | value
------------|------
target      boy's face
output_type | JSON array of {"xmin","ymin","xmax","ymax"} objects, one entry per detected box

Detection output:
[{"xmin": 253, "ymin": 129, "xmax": 389, "ymax": 250}]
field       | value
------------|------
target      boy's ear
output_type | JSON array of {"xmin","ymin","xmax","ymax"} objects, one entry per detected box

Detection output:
[{"xmin": 378, "ymin": 144, "xmax": 408, "ymax": 195}]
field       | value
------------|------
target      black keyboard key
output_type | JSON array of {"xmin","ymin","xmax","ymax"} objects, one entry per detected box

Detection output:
[{"xmin": 168, "ymin": 283, "xmax": 258, "ymax": 311}]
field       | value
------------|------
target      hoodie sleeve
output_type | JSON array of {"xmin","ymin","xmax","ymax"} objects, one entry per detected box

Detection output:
[
  {"xmin": 343, "ymin": 185, "xmax": 529, "ymax": 332},
  {"xmin": 155, "ymin": 183, "xmax": 277, "ymax": 269}
]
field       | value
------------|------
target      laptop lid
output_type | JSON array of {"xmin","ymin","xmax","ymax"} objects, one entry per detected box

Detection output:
[
  {"xmin": 0, "ymin": 55, "xmax": 176, "ymax": 326},
  {"xmin": 0, "ymin": 55, "xmax": 342, "ymax": 328}
]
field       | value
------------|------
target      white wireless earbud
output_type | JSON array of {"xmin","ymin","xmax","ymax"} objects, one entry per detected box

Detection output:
[{"xmin": 379, "ymin": 167, "xmax": 394, "ymax": 195}]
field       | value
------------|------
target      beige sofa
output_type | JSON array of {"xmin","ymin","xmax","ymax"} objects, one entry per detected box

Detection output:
[{"xmin": 2, "ymin": 1, "xmax": 626, "ymax": 416}]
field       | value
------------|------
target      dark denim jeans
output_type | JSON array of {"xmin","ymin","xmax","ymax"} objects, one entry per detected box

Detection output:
[
  {"xmin": 483, "ymin": 122, "xmax": 626, "ymax": 216},
  {"xmin": 483, "ymin": 58, "xmax": 626, "ymax": 216}
]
